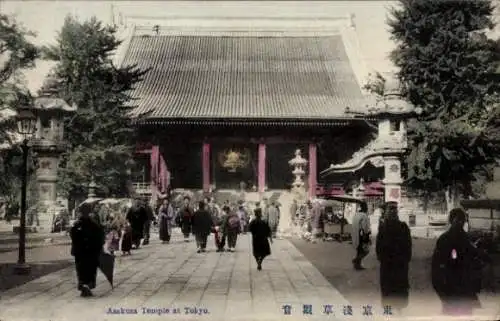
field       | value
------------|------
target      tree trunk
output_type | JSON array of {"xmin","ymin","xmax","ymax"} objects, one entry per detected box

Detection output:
[{"xmin": 444, "ymin": 185, "xmax": 460, "ymax": 214}]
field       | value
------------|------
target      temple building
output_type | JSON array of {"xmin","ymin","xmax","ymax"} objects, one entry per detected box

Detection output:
[{"xmin": 113, "ymin": 10, "xmax": 415, "ymax": 205}]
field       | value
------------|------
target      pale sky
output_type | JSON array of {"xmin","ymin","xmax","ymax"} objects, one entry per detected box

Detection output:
[{"xmin": 1, "ymin": 1, "xmax": 400, "ymax": 93}]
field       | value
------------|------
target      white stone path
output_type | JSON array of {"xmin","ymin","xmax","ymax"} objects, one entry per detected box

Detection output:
[
  {"xmin": 0, "ymin": 231, "xmax": 498, "ymax": 321},
  {"xmin": 0, "ymin": 231, "xmax": 354, "ymax": 321}
]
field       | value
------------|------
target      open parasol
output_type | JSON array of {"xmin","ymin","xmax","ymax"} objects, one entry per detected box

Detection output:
[
  {"xmin": 99, "ymin": 251, "xmax": 115, "ymax": 288},
  {"xmin": 79, "ymin": 198, "xmax": 103, "ymax": 206}
]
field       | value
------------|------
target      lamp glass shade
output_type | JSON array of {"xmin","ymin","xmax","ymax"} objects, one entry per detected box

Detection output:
[{"xmin": 16, "ymin": 109, "xmax": 37, "ymax": 136}]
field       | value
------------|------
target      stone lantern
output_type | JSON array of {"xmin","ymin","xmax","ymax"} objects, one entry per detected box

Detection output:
[
  {"xmin": 289, "ymin": 149, "xmax": 308, "ymax": 193},
  {"xmin": 30, "ymin": 77, "xmax": 77, "ymax": 232}
]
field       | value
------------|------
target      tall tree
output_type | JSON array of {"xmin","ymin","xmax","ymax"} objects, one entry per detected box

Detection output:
[
  {"xmin": 43, "ymin": 16, "xmax": 147, "ymax": 198},
  {"xmin": 0, "ymin": 14, "xmax": 39, "ymax": 201},
  {"xmin": 385, "ymin": 0, "xmax": 500, "ymax": 208}
]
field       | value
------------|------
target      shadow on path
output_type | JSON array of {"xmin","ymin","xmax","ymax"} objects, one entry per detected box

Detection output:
[{"xmin": 0, "ymin": 259, "xmax": 72, "ymax": 292}]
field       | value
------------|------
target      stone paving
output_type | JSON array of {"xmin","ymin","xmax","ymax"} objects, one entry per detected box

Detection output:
[
  {"xmin": 0, "ymin": 230, "xmax": 498, "ymax": 321},
  {"xmin": 0, "ymin": 231, "xmax": 353, "ymax": 321}
]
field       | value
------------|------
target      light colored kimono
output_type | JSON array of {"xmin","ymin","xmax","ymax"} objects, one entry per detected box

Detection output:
[
  {"xmin": 267, "ymin": 206, "xmax": 279, "ymax": 231},
  {"xmin": 351, "ymin": 211, "xmax": 371, "ymax": 249}
]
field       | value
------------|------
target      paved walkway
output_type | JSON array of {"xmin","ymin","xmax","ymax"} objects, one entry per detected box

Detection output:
[
  {"xmin": 0, "ymin": 231, "xmax": 352, "ymax": 321},
  {"xmin": 0, "ymin": 230, "xmax": 497, "ymax": 321}
]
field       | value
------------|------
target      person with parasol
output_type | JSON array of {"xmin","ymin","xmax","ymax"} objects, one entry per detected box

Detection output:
[{"xmin": 70, "ymin": 203, "xmax": 105, "ymax": 297}]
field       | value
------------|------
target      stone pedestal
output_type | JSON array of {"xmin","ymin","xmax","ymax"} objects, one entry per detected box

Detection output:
[
  {"xmin": 34, "ymin": 155, "xmax": 61, "ymax": 233},
  {"xmin": 383, "ymin": 156, "xmax": 403, "ymax": 204}
]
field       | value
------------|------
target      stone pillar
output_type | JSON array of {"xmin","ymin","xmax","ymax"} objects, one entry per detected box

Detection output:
[
  {"xmin": 202, "ymin": 142, "xmax": 211, "ymax": 193},
  {"xmin": 383, "ymin": 156, "xmax": 403, "ymax": 204},
  {"xmin": 308, "ymin": 143, "xmax": 317, "ymax": 199},
  {"xmin": 35, "ymin": 154, "xmax": 60, "ymax": 232},
  {"xmin": 258, "ymin": 143, "xmax": 266, "ymax": 194}
]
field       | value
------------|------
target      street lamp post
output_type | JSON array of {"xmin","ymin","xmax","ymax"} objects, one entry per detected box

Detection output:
[{"xmin": 14, "ymin": 107, "xmax": 37, "ymax": 275}]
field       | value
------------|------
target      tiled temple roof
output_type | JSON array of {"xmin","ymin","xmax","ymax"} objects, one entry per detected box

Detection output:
[{"xmin": 122, "ymin": 32, "xmax": 372, "ymax": 124}]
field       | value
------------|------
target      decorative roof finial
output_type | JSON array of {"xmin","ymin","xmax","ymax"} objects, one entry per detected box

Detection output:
[
  {"xmin": 153, "ymin": 25, "xmax": 160, "ymax": 36},
  {"xmin": 39, "ymin": 73, "xmax": 61, "ymax": 97},
  {"xmin": 349, "ymin": 13, "xmax": 356, "ymax": 29}
]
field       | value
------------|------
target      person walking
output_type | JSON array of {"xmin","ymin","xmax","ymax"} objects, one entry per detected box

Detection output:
[
  {"xmin": 178, "ymin": 196, "xmax": 194, "ymax": 242},
  {"xmin": 289, "ymin": 199, "xmax": 298, "ymax": 227},
  {"xmin": 237, "ymin": 203, "xmax": 248, "ymax": 234},
  {"xmin": 214, "ymin": 206, "xmax": 229, "ymax": 252},
  {"xmin": 223, "ymin": 207, "xmax": 241, "ymax": 252},
  {"xmin": 192, "ymin": 201, "xmax": 214, "ymax": 253},
  {"xmin": 262, "ymin": 198, "xmax": 270, "ymax": 222},
  {"xmin": 310, "ymin": 201, "xmax": 323, "ymax": 243},
  {"xmin": 376, "ymin": 204, "xmax": 412, "ymax": 314},
  {"xmin": 142, "ymin": 201, "xmax": 155, "ymax": 245},
  {"xmin": 70, "ymin": 203, "xmax": 105, "ymax": 297},
  {"xmin": 431, "ymin": 208, "xmax": 489, "ymax": 316},
  {"xmin": 126, "ymin": 200, "xmax": 148, "ymax": 249},
  {"xmin": 351, "ymin": 201, "xmax": 371, "ymax": 270},
  {"xmin": 267, "ymin": 201, "xmax": 279, "ymax": 238},
  {"xmin": 158, "ymin": 198, "xmax": 174, "ymax": 244},
  {"xmin": 249, "ymin": 208, "xmax": 273, "ymax": 271}
]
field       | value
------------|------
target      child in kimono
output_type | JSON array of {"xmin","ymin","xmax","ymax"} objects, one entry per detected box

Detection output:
[{"xmin": 120, "ymin": 221, "xmax": 133, "ymax": 255}]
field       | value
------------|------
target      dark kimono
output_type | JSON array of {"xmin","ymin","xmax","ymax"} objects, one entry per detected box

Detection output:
[
  {"xmin": 249, "ymin": 218, "xmax": 271, "ymax": 259},
  {"xmin": 70, "ymin": 216, "xmax": 105, "ymax": 290},
  {"xmin": 431, "ymin": 228, "xmax": 484, "ymax": 315},
  {"xmin": 121, "ymin": 224, "xmax": 133, "ymax": 253},
  {"xmin": 158, "ymin": 204, "xmax": 174, "ymax": 242},
  {"xmin": 376, "ymin": 220, "xmax": 412, "ymax": 310},
  {"xmin": 179, "ymin": 206, "xmax": 194, "ymax": 237},
  {"xmin": 126, "ymin": 206, "xmax": 148, "ymax": 247},
  {"xmin": 223, "ymin": 213, "xmax": 241, "ymax": 248},
  {"xmin": 192, "ymin": 209, "xmax": 214, "ymax": 249}
]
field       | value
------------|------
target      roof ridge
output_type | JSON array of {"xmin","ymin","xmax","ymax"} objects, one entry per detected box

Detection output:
[{"xmin": 133, "ymin": 28, "xmax": 342, "ymax": 38}]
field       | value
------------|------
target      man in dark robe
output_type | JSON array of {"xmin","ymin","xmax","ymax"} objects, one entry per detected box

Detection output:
[
  {"xmin": 192, "ymin": 201, "xmax": 214, "ymax": 253},
  {"xmin": 249, "ymin": 208, "xmax": 272, "ymax": 271},
  {"xmin": 376, "ymin": 205, "xmax": 412, "ymax": 314},
  {"xmin": 431, "ymin": 208, "xmax": 488, "ymax": 316},
  {"xmin": 126, "ymin": 200, "xmax": 148, "ymax": 249},
  {"xmin": 70, "ymin": 203, "xmax": 105, "ymax": 297},
  {"xmin": 179, "ymin": 196, "xmax": 194, "ymax": 241},
  {"xmin": 142, "ymin": 201, "xmax": 155, "ymax": 245}
]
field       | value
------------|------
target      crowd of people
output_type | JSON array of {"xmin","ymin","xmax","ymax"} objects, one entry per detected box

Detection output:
[
  {"xmin": 69, "ymin": 195, "xmax": 279, "ymax": 297},
  {"xmin": 345, "ymin": 201, "xmax": 492, "ymax": 317},
  {"xmin": 69, "ymin": 194, "xmax": 493, "ymax": 317}
]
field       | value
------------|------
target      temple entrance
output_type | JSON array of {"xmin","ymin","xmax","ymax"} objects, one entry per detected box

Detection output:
[
  {"xmin": 166, "ymin": 142, "xmax": 202, "ymax": 189},
  {"xmin": 211, "ymin": 143, "xmax": 258, "ymax": 190}
]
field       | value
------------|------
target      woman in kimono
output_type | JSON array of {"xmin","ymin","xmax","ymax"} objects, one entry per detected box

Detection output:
[
  {"xmin": 376, "ymin": 204, "xmax": 412, "ymax": 314},
  {"xmin": 158, "ymin": 198, "xmax": 174, "ymax": 244},
  {"xmin": 179, "ymin": 196, "xmax": 194, "ymax": 241},
  {"xmin": 267, "ymin": 202, "xmax": 279, "ymax": 238},
  {"xmin": 223, "ymin": 208, "xmax": 241, "ymax": 252},
  {"xmin": 248, "ymin": 208, "xmax": 273, "ymax": 271},
  {"xmin": 70, "ymin": 204, "xmax": 105, "ymax": 297}
]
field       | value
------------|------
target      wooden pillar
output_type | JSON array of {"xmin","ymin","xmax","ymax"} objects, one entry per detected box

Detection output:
[
  {"xmin": 150, "ymin": 145, "xmax": 160, "ymax": 204},
  {"xmin": 308, "ymin": 143, "xmax": 317, "ymax": 199},
  {"xmin": 202, "ymin": 142, "xmax": 210, "ymax": 192},
  {"xmin": 258, "ymin": 143, "xmax": 266, "ymax": 193}
]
